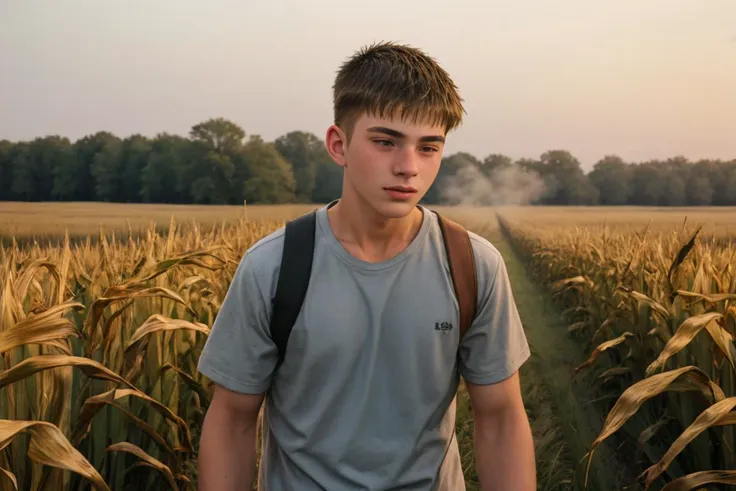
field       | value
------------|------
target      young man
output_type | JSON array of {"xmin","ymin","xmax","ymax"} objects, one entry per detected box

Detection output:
[{"xmin": 196, "ymin": 42, "xmax": 535, "ymax": 490}]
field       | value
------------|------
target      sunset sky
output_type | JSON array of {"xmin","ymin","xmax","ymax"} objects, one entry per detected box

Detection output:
[{"xmin": 1, "ymin": 0, "xmax": 734, "ymax": 171}]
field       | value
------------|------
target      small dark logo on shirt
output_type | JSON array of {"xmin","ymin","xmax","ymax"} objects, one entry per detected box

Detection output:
[{"xmin": 435, "ymin": 321, "xmax": 453, "ymax": 333}]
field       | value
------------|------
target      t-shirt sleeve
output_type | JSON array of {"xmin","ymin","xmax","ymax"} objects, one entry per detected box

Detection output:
[
  {"xmin": 197, "ymin": 249, "xmax": 278, "ymax": 394},
  {"xmin": 458, "ymin": 237, "xmax": 530, "ymax": 385}
]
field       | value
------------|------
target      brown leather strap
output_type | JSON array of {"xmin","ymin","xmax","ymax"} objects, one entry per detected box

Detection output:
[{"xmin": 436, "ymin": 212, "xmax": 478, "ymax": 341}]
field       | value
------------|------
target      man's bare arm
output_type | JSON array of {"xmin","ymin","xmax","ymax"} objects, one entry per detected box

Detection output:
[
  {"xmin": 467, "ymin": 371, "xmax": 536, "ymax": 491},
  {"xmin": 198, "ymin": 384, "xmax": 265, "ymax": 490}
]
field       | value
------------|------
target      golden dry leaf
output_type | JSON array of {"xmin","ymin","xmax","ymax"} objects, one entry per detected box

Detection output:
[
  {"xmin": 75, "ymin": 387, "xmax": 193, "ymax": 453},
  {"xmin": 0, "ymin": 301, "xmax": 83, "ymax": 354},
  {"xmin": 597, "ymin": 367, "xmax": 630, "ymax": 379},
  {"xmin": 641, "ymin": 397, "xmax": 736, "ymax": 488},
  {"xmin": 728, "ymin": 306, "xmax": 736, "ymax": 322},
  {"xmin": 597, "ymin": 367, "xmax": 631, "ymax": 385},
  {"xmin": 567, "ymin": 321, "xmax": 588, "ymax": 333},
  {"xmin": 132, "ymin": 249, "xmax": 225, "ymax": 282},
  {"xmin": 652, "ymin": 365, "xmax": 725, "ymax": 403},
  {"xmin": 626, "ymin": 290, "xmax": 671, "ymax": 322},
  {"xmin": 676, "ymin": 291, "xmax": 736, "ymax": 304},
  {"xmin": 592, "ymin": 366, "xmax": 710, "ymax": 448},
  {"xmin": 552, "ymin": 276, "xmax": 593, "ymax": 291},
  {"xmin": 0, "ymin": 419, "xmax": 109, "ymax": 491},
  {"xmin": 177, "ymin": 274, "xmax": 210, "ymax": 292},
  {"xmin": 645, "ymin": 313, "xmax": 726, "ymax": 376},
  {"xmin": 125, "ymin": 314, "xmax": 209, "ymax": 354},
  {"xmin": 667, "ymin": 225, "xmax": 702, "ymax": 300},
  {"xmin": 14, "ymin": 259, "xmax": 63, "ymax": 304},
  {"xmin": 703, "ymin": 316, "xmax": 736, "ymax": 371},
  {"xmin": 712, "ymin": 410, "xmax": 736, "ymax": 428},
  {"xmin": 72, "ymin": 388, "xmax": 174, "ymax": 456},
  {"xmin": 106, "ymin": 442, "xmax": 178, "ymax": 491},
  {"xmin": 660, "ymin": 470, "xmax": 736, "ymax": 491},
  {"xmin": 0, "ymin": 354, "xmax": 137, "ymax": 391},
  {"xmin": 55, "ymin": 233, "xmax": 72, "ymax": 305},
  {"xmin": 574, "ymin": 332, "xmax": 633, "ymax": 374},
  {"xmin": 0, "ymin": 468, "xmax": 17, "ymax": 491},
  {"xmin": 84, "ymin": 285, "xmax": 197, "ymax": 351}
]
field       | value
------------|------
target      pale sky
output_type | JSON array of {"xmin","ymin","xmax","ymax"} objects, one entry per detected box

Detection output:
[{"xmin": 1, "ymin": 0, "xmax": 734, "ymax": 170}]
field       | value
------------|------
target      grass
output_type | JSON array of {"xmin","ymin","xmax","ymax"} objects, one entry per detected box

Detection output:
[{"xmin": 449, "ymin": 214, "xmax": 629, "ymax": 491}]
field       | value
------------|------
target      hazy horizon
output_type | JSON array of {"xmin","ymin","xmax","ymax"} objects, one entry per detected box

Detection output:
[{"xmin": 1, "ymin": 0, "xmax": 734, "ymax": 171}]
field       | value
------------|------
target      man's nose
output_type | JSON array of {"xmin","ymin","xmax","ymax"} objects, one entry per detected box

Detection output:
[{"xmin": 394, "ymin": 148, "xmax": 419, "ymax": 176}]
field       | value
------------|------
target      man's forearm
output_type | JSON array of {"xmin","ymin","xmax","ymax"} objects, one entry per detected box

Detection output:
[
  {"xmin": 474, "ymin": 407, "xmax": 536, "ymax": 491},
  {"xmin": 198, "ymin": 405, "xmax": 260, "ymax": 490}
]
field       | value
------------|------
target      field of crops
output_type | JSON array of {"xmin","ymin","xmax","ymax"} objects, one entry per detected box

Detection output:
[
  {"xmin": 498, "ymin": 207, "xmax": 736, "ymax": 490},
  {"xmin": 1, "ymin": 203, "xmax": 735, "ymax": 491}
]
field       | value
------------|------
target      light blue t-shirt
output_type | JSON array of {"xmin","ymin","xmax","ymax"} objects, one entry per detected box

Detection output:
[{"xmin": 197, "ymin": 203, "xmax": 530, "ymax": 490}]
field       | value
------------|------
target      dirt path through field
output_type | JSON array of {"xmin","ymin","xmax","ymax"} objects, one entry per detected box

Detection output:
[{"xmin": 463, "ymin": 220, "xmax": 639, "ymax": 491}]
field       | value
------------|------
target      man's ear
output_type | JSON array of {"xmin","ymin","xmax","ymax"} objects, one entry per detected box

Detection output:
[{"xmin": 325, "ymin": 124, "xmax": 348, "ymax": 168}]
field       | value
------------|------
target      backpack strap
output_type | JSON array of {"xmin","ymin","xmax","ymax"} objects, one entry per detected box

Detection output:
[
  {"xmin": 435, "ymin": 212, "xmax": 478, "ymax": 341},
  {"xmin": 269, "ymin": 208, "xmax": 478, "ymax": 369},
  {"xmin": 270, "ymin": 210, "xmax": 317, "ymax": 368}
]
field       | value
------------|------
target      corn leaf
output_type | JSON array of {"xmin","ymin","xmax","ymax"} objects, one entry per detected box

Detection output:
[
  {"xmin": 591, "ymin": 366, "xmax": 712, "ymax": 448},
  {"xmin": 645, "ymin": 313, "xmax": 725, "ymax": 376},
  {"xmin": 660, "ymin": 470, "xmax": 736, "ymax": 491},
  {"xmin": 72, "ymin": 389, "xmax": 174, "ymax": 456},
  {"xmin": 641, "ymin": 396, "xmax": 736, "ymax": 487},
  {"xmin": 0, "ymin": 468, "xmax": 17, "ymax": 491},
  {"xmin": 675, "ymin": 291, "xmax": 736, "ymax": 304},
  {"xmin": 626, "ymin": 290, "xmax": 671, "ymax": 322},
  {"xmin": 0, "ymin": 420, "xmax": 110, "ymax": 491},
  {"xmin": 0, "ymin": 354, "xmax": 137, "ymax": 391},
  {"xmin": 125, "ymin": 314, "xmax": 209, "ymax": 354},
  {"xmin": 106, "ymin": 442, "xmax": 178, "ymax": 491},
  {"xmin": 0, "ymin": 302, "xmax": 82, "ymax": 354},
  {"xmin": 574, "ymin": 332, "xmax": 633, "ymax": 374}
]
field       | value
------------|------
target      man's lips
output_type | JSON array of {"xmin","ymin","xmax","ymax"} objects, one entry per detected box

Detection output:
[{"xmin": 384, "ymin": 186, "xmax": 417, "ymax": 193}]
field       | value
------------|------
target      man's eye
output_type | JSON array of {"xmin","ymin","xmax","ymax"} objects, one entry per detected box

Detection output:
[{"xmin": 375, "ymin": 140, "xmax": 394, "ymax": 147}]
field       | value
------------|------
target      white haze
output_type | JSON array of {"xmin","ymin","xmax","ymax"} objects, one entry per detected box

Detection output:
[{"xmin": 440, "ymin": 164, "xmax": 548, "ymax": 206}]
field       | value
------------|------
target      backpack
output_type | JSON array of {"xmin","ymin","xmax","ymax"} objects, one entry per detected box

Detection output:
[{"xmin": 269, "ymin": 209, "xmax": 477, "ymax": 368}]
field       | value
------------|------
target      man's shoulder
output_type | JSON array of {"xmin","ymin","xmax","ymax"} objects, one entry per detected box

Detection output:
[
  {"xmin": 246, "ymin": 225, "xmax": 286, "ymax": 262},
  {"xmin": 466, "ymin": 230, "xmax": 503, "ymax": 272},
  {"xmin": 465, "ymin": 230, "xmax": 506, "ymax": 298},
  {"xmin": 233, "ymin": 225, "xmax": 287, "ymax": 287},
  {"xmin": 425, "ymin": 211, "xmax": 504, "ymax": 281}
]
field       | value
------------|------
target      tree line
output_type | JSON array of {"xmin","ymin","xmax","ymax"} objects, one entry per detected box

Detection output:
[{"xmin": 1, "ymin": 117, "xmax": 734, "ymax": 206}]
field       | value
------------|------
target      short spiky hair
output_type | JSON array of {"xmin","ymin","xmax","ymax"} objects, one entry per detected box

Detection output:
[{"xmin": 332, "ymin": 41, "xmax": 465, "ymax": 139}]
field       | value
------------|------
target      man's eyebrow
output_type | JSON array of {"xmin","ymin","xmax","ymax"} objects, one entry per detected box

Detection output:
[{"xmin": 366, "ymin": 126, "xmax": 445, "ymax": 143}]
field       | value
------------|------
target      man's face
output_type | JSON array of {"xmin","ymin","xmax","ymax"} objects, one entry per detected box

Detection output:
[{"xmin": 326, "ymin": 111, "xmax": 446, "ymax": 219}]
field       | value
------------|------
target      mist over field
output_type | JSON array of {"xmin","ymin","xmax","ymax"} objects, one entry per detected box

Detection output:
[{"xmin": 441, "ymin": 162, "xmax": 548, "ymax": 206}]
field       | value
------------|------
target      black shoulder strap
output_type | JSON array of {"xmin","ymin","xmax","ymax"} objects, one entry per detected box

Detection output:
[{"xmin": 270, "ymin": 210, "xmax": 317, "ymax": 368}]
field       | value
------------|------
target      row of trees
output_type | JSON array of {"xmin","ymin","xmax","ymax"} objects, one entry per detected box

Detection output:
[{"xmin": 1, "ymin": 117, "xmax": 734, "ymax": 206}]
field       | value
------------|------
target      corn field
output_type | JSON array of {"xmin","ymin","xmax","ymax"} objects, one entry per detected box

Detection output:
[
  {"xmin": 3, "ymin": 205, "xmax": 736, "ymax": 491},
  {"xmin": 0, "ymin": 216, "xmax": 289, "ymax": 491},
  {"xmin": 498, "ymin": 211, "xmax": 736, "ymax": 490}
]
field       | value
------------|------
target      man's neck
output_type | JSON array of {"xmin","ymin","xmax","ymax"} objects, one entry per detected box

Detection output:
[{"xmin": 326, "ymin": 197, "xmax": 424, "ymax": 263}]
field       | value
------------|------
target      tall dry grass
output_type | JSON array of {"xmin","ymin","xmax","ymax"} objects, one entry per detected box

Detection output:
[
  {"xmin": 0, "ymin": 213, "xmax": 294, "ymax": 491},
  {"xmin": 499, "ymin": 211, "xmax": 736, "ymax": 490}
]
